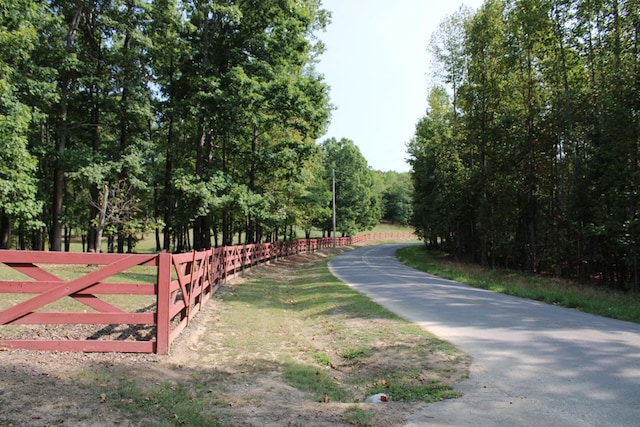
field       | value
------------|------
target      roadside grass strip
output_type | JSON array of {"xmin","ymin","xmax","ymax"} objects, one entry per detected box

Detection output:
[{"xmin": 397, "ymin": 246, "xmax": 640, "ymax": 324}]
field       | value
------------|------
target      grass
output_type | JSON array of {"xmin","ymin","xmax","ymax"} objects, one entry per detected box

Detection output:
[
  {"xmin": 396, "ymin": 245, "xmax": 640, "ymax": 324},
  {"xmin": 367, "ymin": 379, "xmax": 461, "ymax": 402},
  {"xmin": 79, "ymin": 369, "xmax": 225, "ymax": 427},
  {"xmin": 342, "ymin": 405, "xmax": 375, "ymax": 426},
  {"xmin": 281, "ymin": 359, "xmax": 349, "ymax": 402},
  {"xmin": 363, "ymin": 223, "xmax": 415, "ymax": 235},
  {"xmin": 2, "ymin": 231, "xmax": 470, "ymax": 426},
  {"xmin": 57, "ymin": 252, "xmax": 466, "ymax": 426},
  {"xmin": 219, "ymin": 258, "xmax": 466, "ymax": 405}
]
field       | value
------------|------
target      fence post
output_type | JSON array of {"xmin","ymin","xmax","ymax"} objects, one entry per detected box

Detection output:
[{"xmin": 156, "ymin": 251, "xmax": 172, "ymax": 355}]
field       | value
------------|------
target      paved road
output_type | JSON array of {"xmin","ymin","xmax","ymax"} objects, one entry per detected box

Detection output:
[{"xmin": 328, "ymin": 244, "xmax": 640, "ymax": 427}]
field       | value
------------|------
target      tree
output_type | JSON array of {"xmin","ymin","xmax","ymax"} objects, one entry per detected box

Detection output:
[
  {"xmin": 321, "ymin": 138, "xmax": 382, "ymax": 237},
  {"xmin": 408, "ymin": 87, "xmax": 464, "ymax": 254},
  {"xmin": 376, "ymin": 171, "xmax": 413, "ymax": 225},
  {"xmin": 2, "ymin": 0, "xmax": 333, "ymax": 252},
  {"xmin": 0, "ymin": 0, "xmax": 45, "ymax": 248},
  {"xmin": 429, "ymin": 5, "xmax": 473, "ymax": 120},
  {"xmin": 413, "ymin": 0, "xmax": 640, "ymax": 288},
  {"xmin": 297, "ymin": 149, "xmax": 332, "ymax": 238}
]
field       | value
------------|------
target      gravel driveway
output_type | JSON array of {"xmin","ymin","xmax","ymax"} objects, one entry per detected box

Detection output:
[{"xmin": 329, "ymin": 244, "xmax": 640, "ymax": 427}]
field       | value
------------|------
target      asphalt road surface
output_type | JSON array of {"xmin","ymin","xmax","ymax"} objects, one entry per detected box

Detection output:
[{"xmin": 328, "ymin": 244, "xmax": 640, "ymax": 427}]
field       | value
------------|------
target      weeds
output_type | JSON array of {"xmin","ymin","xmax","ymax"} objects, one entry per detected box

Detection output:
[
  {"xmin": 342, "ymin": 405, "xmax": 374, "ymax": 426},
  {"xmin": 79, "ymin": 370, "xmax": 225, "ymax": 427},
  {"xmin": 366, "ymin": 379, "xmax": 461, "ymax": 402},
  {"xmin": 281, "ymin": 360, "xmax": 349, "ymax": 402}
]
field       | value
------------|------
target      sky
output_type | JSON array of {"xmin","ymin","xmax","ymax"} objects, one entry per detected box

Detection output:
[{"xmin": 315, "ymin": 0, "xmax": 485, "ymax": 172}]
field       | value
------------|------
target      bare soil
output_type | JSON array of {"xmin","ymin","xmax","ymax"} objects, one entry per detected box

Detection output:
[{"xmin": 0, "ymin": 249, "xmax": 469, "ymax": 427}]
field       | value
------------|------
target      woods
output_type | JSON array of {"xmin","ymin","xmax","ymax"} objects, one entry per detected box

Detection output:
[
  {"xmin": 0, "ymin": 0, "xmax": 388, "ymax": 252},
  {"xmin": 410, "ymin": 0, "xmax": 640, "ymax": 290}
]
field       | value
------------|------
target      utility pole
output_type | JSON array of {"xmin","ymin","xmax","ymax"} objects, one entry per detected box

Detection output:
[{"xmin": 332, "ymin": 168, "xmax": 336, "ymax": 248}]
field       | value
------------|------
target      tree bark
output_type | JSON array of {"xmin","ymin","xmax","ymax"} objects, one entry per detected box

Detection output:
[
  {"xmin": 95, "ymin": 183, "xmax": 109, "ymax": 253},
  {"xmin": 51, "ymin": 7, "xmax": 83, "ymax": 251},
  {"xmin": 0, "ymin": 211, "xmax": 11, "ymax": 249}
]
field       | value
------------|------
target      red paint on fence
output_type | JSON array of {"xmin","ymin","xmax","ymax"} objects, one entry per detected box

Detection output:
[{"xmin": 0, "ymin": 232, "xmax": 415, "ymax": 354}]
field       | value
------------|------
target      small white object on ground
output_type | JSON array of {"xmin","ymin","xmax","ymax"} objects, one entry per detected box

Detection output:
[{"xmin": 365, "ymin": 393, "xmax": 390, "ymax": 403}]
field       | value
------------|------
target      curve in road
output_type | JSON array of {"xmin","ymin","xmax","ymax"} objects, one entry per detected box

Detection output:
[{"xmin": 328, "ymin": 244, "xmax": 640, "ymax": 427}]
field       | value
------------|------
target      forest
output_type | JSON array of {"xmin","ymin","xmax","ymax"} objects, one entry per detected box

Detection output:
[
  {"xmin": 409, "ymin": 0, "xmax": 640, "ymax": 290},
  {"xmin": 0, "ymin": 0, "xmax": 412, "ymax": 253}
]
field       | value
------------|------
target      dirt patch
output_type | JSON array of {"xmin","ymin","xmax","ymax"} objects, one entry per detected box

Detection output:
[{"xmin": 0, "ymin": 248, "xmax": 469, "ymax": 426}]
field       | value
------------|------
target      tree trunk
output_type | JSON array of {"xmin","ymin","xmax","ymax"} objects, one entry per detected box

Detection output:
[
  {"xmin": 163, "ymin": 119, "xmax": 174, "ymax": 251},
  {"xmin": 50, "ymin": 135, "xmax": 65, "ymax": 251},
  {"xmin": 95, "ymin": 183, "xmax": 109, "ymax": 253},
  {"xmin": 64, "ymin": 227, "xmax": 71, "ymax": 252},
  {"xmin": 51, "ymin": 7, "xmax": 83, "ymax": 252},
  {"xmin": 0, "ymin": 211, "xmax": 11, "ymax": 249},
  {"xmin": 117, "ymin": 225, "xmax": 125, "ymax": 254}
]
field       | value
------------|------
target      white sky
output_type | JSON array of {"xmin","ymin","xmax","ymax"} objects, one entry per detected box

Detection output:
[{"xmin": 316, "ymin": 0, "xmax": 485, "ymax": 172}]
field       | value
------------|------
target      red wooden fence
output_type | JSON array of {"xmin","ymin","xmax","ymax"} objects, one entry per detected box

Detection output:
[{"xmin": 0, "ymin": 232, "xmax": 415, "ymax": 354}]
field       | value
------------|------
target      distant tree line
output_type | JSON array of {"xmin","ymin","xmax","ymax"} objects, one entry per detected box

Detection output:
[
  {"xmin": 0, "ymin": 0, "xmax": 413, "ymax": 253},
  {"xmin": 409, "ymin": 0, "xmax": 640, "ymax": 290}
]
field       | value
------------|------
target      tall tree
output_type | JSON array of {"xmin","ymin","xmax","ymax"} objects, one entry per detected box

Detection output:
[
  {"xmin": 47, "ymin": 1, "xmax": 86, "ymax": 251},
  {"xmin": 408, "ymin": 87, "xmax": 464, "ymax": 253},
  {"xmin": 321, "ymin": 138, "xmax": 382, "ymax": 237},
  {"xmin": 460, "ymin": 0, "xmax": 510, "ymax": 266},
  {"xmin": 414, "ymin": 0, "xmax": 640, "ymax": 288},
  {"xmin": 0, "ymin": 0, "xmax": 46, "ymax": 248},
  {"xmin": 429, "ymin": 5, "xmax": 472, "ymax": 120},
  {"xmin": 377, "ymin": 171, "xmax": 413, "ymax": 226}
]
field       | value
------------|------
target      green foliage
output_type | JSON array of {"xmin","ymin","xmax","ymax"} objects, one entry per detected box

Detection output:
[
  {"xmin": 411, "ymin": 0, "xmax": 640, "ymax": 289},
  {"xmin": 340, "ymin": 345, "xmax": 372, "ymax": 360},
  {"xmin": 320, "ymin": 137, "xmax": 383, "ymax": 236},
  {"xmin": 375, "ymin": 171, "xmax": 413, "ymax": 225},
  {"xmin": 0, "ymin": 0, "xmax": 344, "ymax": 251},
  {"xmin": 0, "ymin": 0, "xmax": 46, "ymax": 246},
  {"xmin": 0, "ymin": 98, "xmax": 41, "ymax": 221},
  {"xmin": 311, "ymin": 351, "xmax": 332, "ymax": 366}
]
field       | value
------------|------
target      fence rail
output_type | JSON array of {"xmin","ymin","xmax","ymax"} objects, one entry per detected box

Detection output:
[{"xmin": 0, "ymin": 232, "xmax": 415, "ymax": 354}]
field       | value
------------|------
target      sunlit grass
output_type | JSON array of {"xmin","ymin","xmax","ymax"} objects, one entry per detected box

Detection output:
[{"xmin": 220, "ymin": 258, "xmax": 466, "ymax": 404}]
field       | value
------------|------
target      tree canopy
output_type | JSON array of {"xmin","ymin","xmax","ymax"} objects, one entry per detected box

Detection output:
[
  {"xmin": 320, "ymin": 137, "xmax": 383, "ymax": 237},
  {"xmin": 0, "ymin": 0, "xmax": 384, "ymax": 252},
  {"xmin": 410, "ymin": 0, "xmax": 640, "ymax": 290}
]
